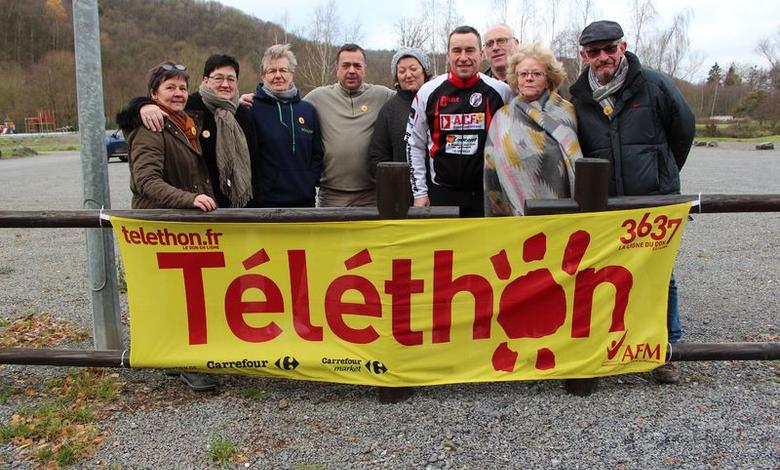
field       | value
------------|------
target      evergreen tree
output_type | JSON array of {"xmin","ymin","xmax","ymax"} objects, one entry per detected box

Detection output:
[
  {"xmin": 723, "ymin": 63, "xmax": 742, "ymax": 86},
  {"xmin": 707, "ymin": 62, "xmax": 722, "ymax": 85}
]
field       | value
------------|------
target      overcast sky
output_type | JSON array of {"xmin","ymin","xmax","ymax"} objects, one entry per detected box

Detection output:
[{"xmin": 219, "ymin": 0, "xmax": 778, "ymax": 81}]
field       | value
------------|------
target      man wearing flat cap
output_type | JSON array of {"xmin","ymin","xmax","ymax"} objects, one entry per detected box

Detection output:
[{"xmin": 569, "ymin": 20, "xmax": 695, "ymax": 384}]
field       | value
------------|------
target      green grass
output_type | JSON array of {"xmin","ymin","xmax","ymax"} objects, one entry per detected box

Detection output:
[
  {"xmin": 237, "ymin": 386, "xmax": 268, "ymax": 400},
  {"xmin": 700, "ymin": 135, "xmax": 780, "ymax": 142},
  {"xmin": 687, "ymin": 374, "xmax": 715, "ymax": 383},
  {"xmin": 0, "ymin": 369, "xmax": 122, "ymax": 467},
  {"xmin": 208, "ymin": 436, "xmax": 239, "ymax": 468},
  {"xmin": 0, "ymin": 385, "xmax": 17, "ymax": 404},
  {"xmin": 0, "ymin": 133, "xmax": 81, "ymax": 156}
]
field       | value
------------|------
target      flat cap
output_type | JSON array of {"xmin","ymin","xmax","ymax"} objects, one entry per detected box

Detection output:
[{"xmin": 579, "ymin": 20, "xmax": 624, "ymax": 45}]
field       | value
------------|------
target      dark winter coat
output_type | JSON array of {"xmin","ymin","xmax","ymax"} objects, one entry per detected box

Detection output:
[
  {"xmin": 569, "ymin": 51, "xmax": 695, "ymax": 196},
  {"xmin": 120, "ymin": 92, "xmax": 263, "ymax": 207},
  {"xmin": 252, "ymin": 85, "xmax": 323, "ymax": 207},
  {"xmin": 125, "ymin": 118, "xmax": 213, "ymax": 209},
  {"xmin": 368, "ymin": 87, "xmax": 416, "ymax": 178}
]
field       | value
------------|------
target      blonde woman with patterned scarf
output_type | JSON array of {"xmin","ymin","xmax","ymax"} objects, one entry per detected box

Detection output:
[{"xmin": 484, "ymin": 43, "xmax": 583, "ymax": 216}]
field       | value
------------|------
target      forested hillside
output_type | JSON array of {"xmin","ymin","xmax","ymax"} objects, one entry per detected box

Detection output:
[
  {"xmin": 0, "ymin": 0, "xmax": 394, "ymax": 129},
  {"xmin": 1, "ymin": 0, "xmax": 778, "ymax": 133}
]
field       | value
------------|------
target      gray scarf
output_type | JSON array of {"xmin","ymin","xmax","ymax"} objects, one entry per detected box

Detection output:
[
  {"xmin": 588, "ymin": 56, "xmax": 629, "ymax": 120},
  {"xmin": 198, "ymin": 83, "xmax": 253, "ymax": 207},
  {"xmin": 262, "ymin": 83, "xmax": 299, "ymax": 101}
]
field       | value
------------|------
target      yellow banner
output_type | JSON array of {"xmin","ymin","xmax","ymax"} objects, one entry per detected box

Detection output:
[{"xmin": 112, "ymin": 203, "xmax": 690, "ymax": 386}]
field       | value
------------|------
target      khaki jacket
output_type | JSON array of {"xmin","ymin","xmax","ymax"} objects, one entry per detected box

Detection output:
[{"xmin": 128, "ymin": 118, "xmax": 214, "ymax": 209}]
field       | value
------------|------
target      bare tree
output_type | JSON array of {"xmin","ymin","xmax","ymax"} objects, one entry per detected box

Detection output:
[
  {"xmin": 546, "ymin": 0, "xmax": 562, "ymax": 45},
  {"xmin": 395, "ymin": 17, "xmax": 431, "ymax": 49},
  {"xmin": 342, "ymin": 14, "xmax": 365, "ymax": 44},
  {"xmin": 276, "ymin": 9, "xmax": 291, "ymax": 44},
  {"xmin": 297, "ymin": 0, "xmax": 341, "ymax": 88},
  {"xmin": 423, "ymin": 0, "xmax": 442, "ymax": 74},
  {"xmin": 565, "ymin": 0, "xmax": 598, "ymax": 74},
  {"xmin": 440, "ymin": 0, "xmax": 462, "ymax": 51},
  {"xmin": 491, "ymin": 0, "xmax": 509, "ymax": 25},
  {"xmin": 422, "ymin": 0, "xmax": 461, "ymax": 75},
  {"xmin": 514, "ymin": 0, "xmax": 539, "ymax": 43},
  {"xmin": 657, "ymin": 9, "xmax": 693, "ymax": 78},
  {"xmin": 551, "ymin": 28, "xmax": 580, "ymax": 61},
  {"xmin": 755, "ymin": 27, "xmax": 780, "ymax": 69},
  {"xmin": 630, "ymin": 0, "xmax": 658, "ymax": 58},
  {"xmin": 570, "ymin": 0, "xmax": 595, "ymax": 29},
  {"xmin": 676, "ymin": 50, "xmax": 706, "ymax": 82}
]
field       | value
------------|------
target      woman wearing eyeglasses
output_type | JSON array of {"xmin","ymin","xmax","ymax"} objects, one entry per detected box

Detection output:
[
  {"xmin": 251, "ymin": 44, "xmax": 323, "ymax": 208},
  {"xmin": 483, "ymin": 43, "xmax": 583, "ymax": 216},
  {"xmin": 119, "ymin": 54, "xmax": 262, "ymax": 209}
]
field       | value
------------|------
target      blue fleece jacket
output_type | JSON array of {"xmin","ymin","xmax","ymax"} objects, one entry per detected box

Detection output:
[{"xmin": 252, "ymin": 85, "xmax": 323, "ymax": 207}]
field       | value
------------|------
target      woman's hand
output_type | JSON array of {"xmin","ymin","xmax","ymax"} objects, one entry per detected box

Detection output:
[
  {"xmin": 192, "ymin": 194, "xmax": 217, "ymax": 212},
  {"xmin": 140, "ymin": 104, "xmax": 168, "ymax": 132},
  {"xmin": 239, "ymin": 93, "xmax": 255, "ymax": 107},
  {"xmin": 413, "ymin": 196, "xmax": 430, "ymax": 207}
]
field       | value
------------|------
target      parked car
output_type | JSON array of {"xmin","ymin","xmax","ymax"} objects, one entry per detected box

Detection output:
[{"xmin": 105, "ymin": 130, "xmax": 128, "ymax": 162}]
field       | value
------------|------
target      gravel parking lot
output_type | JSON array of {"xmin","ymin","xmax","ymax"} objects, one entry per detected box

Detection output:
[{"xmin": 0, "ymin": 146, "xmax": 778, "ymax": 468}]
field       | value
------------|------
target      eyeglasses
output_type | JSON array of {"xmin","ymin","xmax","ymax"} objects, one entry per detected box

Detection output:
[
  {"xmin": 160, "ymin": 63, "xmax": 187, "ymax": 71},
  {"xmin": 208, "ymin": 74, "xmax": 237, "ymax": 85},
  {"xmin": 517, "ymin": 71, "xmax": 546, "ymax": 80},
  {"xmin": 264, "ymin": 68, "xmax": 291, "ymax": 76},
  {"xmin": 584, "ymin": 43, "xmax": 620, "ymax": 58},
  {"xmin": 484, "ymin": 37, "xmax": 512, "ymax": 48}
]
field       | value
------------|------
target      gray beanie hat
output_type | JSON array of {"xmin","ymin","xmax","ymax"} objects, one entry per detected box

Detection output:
[{"xmin": 391, "ymin": 48, "xmax": 432, "ymax": 80}]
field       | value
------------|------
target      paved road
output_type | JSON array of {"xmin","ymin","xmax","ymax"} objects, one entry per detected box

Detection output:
[{"xmin": 0, "ymin": 152, "xmax": 131, "ymax": 210}]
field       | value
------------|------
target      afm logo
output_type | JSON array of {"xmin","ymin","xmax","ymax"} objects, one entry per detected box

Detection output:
[{"xmin": 605, "ymin": 332, "xmax": 662, "ymax": 364}]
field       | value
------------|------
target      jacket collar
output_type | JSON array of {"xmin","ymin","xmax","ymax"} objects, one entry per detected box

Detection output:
[
  {"xmin": 447, "ymin": 71, "xmax": 480, "ymax": 89},
  {"xmin": 338, "ymin": 82, "xmax": 368, "ymax": 97},
  {"xmin": 394, "ymin": 85, "xmax": 417, "ymax": 102},
  {"xmin": 570, "ymin": 51, "xmax": 643, "ymax": 101},
  {"xmin": 164, "ymin": 117, "xmax": 202, "ymax": 156}
]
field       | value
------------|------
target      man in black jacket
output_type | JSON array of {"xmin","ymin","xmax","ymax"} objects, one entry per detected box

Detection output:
[{"xmin": 570, "ymin": 20, "xmax": 695, "ymax": 384}]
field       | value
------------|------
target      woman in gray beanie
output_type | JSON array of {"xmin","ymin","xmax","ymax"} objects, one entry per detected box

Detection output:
[{"xmin": 368, "ymin": 48, "xmax": 432, "ymax": 177}]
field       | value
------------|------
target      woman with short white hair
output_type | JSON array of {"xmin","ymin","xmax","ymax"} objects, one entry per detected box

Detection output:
[{"xmin": 252, "ymin": 44, "xmax": 323, "ymax": 207}]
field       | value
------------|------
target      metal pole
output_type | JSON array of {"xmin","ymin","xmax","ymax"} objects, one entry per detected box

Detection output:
[
  {"xmin": 72, "ymin": 0, "xmax": 122, "ymax": 349},
  {"xmin": 566, "ymin": 158, "xmax": 610, "ymax": 397}
]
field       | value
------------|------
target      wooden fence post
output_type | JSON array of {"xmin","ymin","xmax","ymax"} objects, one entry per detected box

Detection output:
[
  {"xmin": 375, "ymin": 162, "xmax": 415, "ymax": 403},
  {"xmin": 565, "ymin": 158, "xmax": 610, "ymax": 397}
]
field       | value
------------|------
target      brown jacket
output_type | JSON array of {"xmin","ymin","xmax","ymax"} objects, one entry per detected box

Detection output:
[{"xmin": 128, "ymin": 118, "xmax": 214, "ymax": 209}]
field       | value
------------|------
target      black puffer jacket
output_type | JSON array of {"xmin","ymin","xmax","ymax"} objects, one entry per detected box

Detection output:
[{"xmin": 569, "ymin": 52, "xmax": 695, "ymax": 196}]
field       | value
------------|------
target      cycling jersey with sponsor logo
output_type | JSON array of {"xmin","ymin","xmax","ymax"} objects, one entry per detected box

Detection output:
[{"xmin": 406, "ymin": 72, "xmax": 512, "ymax": 198}]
